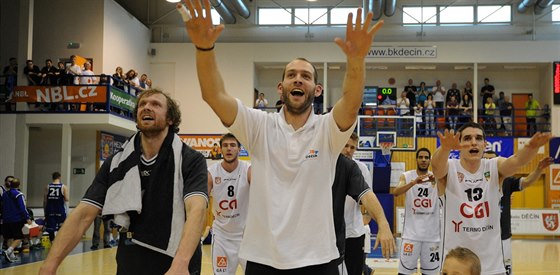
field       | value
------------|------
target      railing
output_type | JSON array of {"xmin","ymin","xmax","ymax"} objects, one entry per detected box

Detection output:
[
  {"xmin": 0, "ymin": 75, "xmax": 138, "ymax": 120},
  {"xmin": 360, "ymin": 106, "xmax": 550, "ymax": 138}
]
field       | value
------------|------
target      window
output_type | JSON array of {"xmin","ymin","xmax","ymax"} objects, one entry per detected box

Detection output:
[
  {"xmin": 331, "ymin": 8, "xmax": 359, "ymax": 24},
  {"xmin": 439, "ymin": 6, "xmax": 473, "ymax": 24},
  {"xmin": 478, "ymin": 5, "xmax": 511, "ymax": 23},
  {"xmin": 402, "ymin": 6, "xmax": 437, "ymax": 24},
  {"xmin": 258, "ymin": 8, "xmax": 292, "ymax": 25},
  {"xmin": 553, "ymin": 4, "xmax": 560, "ymax": 22},
  {"xmin": 294, "ymin": 8, "xmax": 328, "ymax": 25},
  {"xmin": 210, "ymin": 9, "xmax": 221, "ymax": 24}
]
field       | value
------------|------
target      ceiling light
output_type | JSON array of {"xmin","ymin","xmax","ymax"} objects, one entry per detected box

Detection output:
[
  {"xmin": 166, "ymin": 0, "xmax": 181, "ymax": 3},
  {"xmin": 503, "ymin": 65, "xmax": 536, "ymax": 70},
  {"xmin": 405, "ymin": 65, "xmax": 436, "ymax": 70},
  {"xmin": 366, "ymin": 66, "xmax": 388, "ymax": 70}
]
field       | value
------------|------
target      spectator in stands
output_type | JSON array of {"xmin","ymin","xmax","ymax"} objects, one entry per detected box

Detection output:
[
  {"xmin": 55, "ymin": 62, "xmax": 67, "ymax": 85},
  {"xmin": 496, "ymin": 91, "xmax": 507, "ymax": 131},
  {"xmin": 254, "ymin": 92, "xmax": 268, "ymax": 110},
  {"xmin": 1, "ymin": 178, "xmax": 32, "ymax": 263},
  {"xmin": 397, "ymin": 90, "xmax": 410, "ymax": 115},
  {"xmin": 139, "ymin": 73, "xmax": 148, "ymax": 90},
  {"xmin": 525, "ymin": 94, "xmax": 540, "ymax": 136},
  {"xmin": 66, "ymin": 55, "xmax": 81, "ymax": 85},
  {"xmin": 481, "ymin": 77, "xmax": 495, "ymax": 110},
  {"xmin": 39, "ymin": 59, "xmax": 57, "ymax": 85},
  {"xmin": 313, "ymin": 84, "xmax": 324, "ymax": 114},
  {"xmin": 404, "ymin": 78, "xmax": 417, "ymax": 114},
  {"xmin": 500, "ymin": 95, "xmax": 514, "ymax": 136},
  {"xmin": 413, "ymin": 102, "xmax": 424, "ymax": 136},
  {"xmin": 112, "ymin": 66, "xmax": 125, "ymax": 90},
  {"xmin": 447, "ymin": 95, "xmax": 460, "ymax": 130},
  {"xmin": 431, "ymin": 80, "xmax": 446, "ymax": 116},
  {"xmin": 80, "ymin": 62, "xmax": 97, "ymax": 85},
  {"xmin": 145, "ymin": 78, "xmax": 152, "ymax": 90},
  {"xmin": 424, "ymin": 93, "xmax": 436, "ymax": 136},
  {"xmin": 459, "ymin": 93, "xmax": 473, "ymax": 127},
  {"xmin": 446, "ymin": 82, "xmax": 461, "ymax": 105},
  {"xmin": 416, "ymin": 81, "xmax": 428, "ymax": 106},
  {"xmin": 3, "ymin": 57, "xmax": 18, "ymax": 88},
  {"xmin": 484, "ymin": 97, "xmax": 497, "ymax": 135},
  {"xmin": 463, "ymin": 80, "xmax": 473, "ymax": 103},
  {"xmin": 541, "ymin": 103, "xmax": 550, "ymax": 132},
  {"xmin": 23, "ymin": 60, "xmax": 41, "ymax": 85},
  {"xmin": 125, "ymin": 69, "xmax": 140, "ymax": 95}
]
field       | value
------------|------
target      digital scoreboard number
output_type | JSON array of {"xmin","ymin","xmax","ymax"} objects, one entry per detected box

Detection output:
[
  {"xmin": 554, "ymin": 61, "xmax": 560, "ymax": 105},
  {"xmin": 376, "ymin": 87, "xmax": 397, "ymax": 102}
]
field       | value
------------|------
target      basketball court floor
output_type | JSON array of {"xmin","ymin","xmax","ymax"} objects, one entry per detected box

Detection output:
[{"xmin": 1, "ymin": 237, "xmax": 558, "ymax": 274}]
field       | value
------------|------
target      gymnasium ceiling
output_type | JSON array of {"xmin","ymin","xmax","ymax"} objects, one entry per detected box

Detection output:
[{"xmin": 113, "ymin": 0, "xmax": 560, "ymax": 43}]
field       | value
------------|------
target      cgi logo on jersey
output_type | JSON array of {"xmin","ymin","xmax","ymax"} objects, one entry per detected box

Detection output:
[{"xmin": 305, "ymin": 150, "xmax": 319, "ymax": 159}]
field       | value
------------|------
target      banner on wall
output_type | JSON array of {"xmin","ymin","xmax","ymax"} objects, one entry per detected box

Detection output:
[
  {"xmin": 110, "ymin": 87, "xmax": 136, "ymax": 113},
  {"xmin": 436, "ymin": 137, "xmax": 513, "ymax": 159},
  {"xmin": 10, "ymin": 86, "xmax": 107, "ymax": 103},
  {"xmin": 100, "ymin": 132, "xmax": 128, "ymax": 161},
  {"xmin": 549, "ymin": 137, "xmax": 560, "ymax": 164},
  {"xmin": 510, "ymin": 209, "xmax": 560, "ymax": 235},
  {"xmin": 179, "ymin": 134, "xmax": 249, "ymax": 160},
  {"xmin": 548, "ymin": 164, "xmax": 560, "ymax": 208}
]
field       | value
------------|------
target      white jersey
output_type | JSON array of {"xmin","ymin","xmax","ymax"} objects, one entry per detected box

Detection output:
[
  {"xmin": 402, "ymin": 170, "xmax": 440, "ymax": 242},
  {"xmin": 344, "ymin": 159, "xmax": 372, "ymax": 238},
  {"xmin": 443, "ymin": 158, "xmax": 505, "ymax": 274},
  {"xmin": 209, "ymin": 160, "xmax": 250, "ymax": 239}
]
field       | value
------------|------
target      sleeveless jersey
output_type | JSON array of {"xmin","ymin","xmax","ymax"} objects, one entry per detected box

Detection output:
[
  {"xmin": 402, "ymin": 170, "xmax": 440, "ymax": 242},
  {"xmin": 208, "ymin": 160, "xmax": 250, "ymax": 239},
  {"xmin": 443, "ymin": 158, "xmax": 505, "ymax": 274},
  {"xmin": 45, "ymin": 182, "xmax": 66, "ymax": 216}
]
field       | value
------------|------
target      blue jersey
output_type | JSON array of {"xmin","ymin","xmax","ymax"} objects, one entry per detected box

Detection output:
[{"xmin": 45, "ymin": 183, "xmax": 66, "ymax": 217}]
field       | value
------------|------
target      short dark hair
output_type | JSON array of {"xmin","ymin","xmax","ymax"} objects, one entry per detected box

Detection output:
[
  {"xmin": 52, "ymin": 172, "xmax": 61, "ymax": 180},
  {"xmin": 220, "ymin": 133, "xmax": 241, "ymax": 147},
  {"xmin": 416, "ymin": 147, "xmax": 431, "ymax": 159},
  {"xmin": 4, "ymin": 176, "xmax": 14, "ymax": 187},
  {"xmin": 46, "ymin": 59, "xmax": 52, "ymax": 63},
  {"xmin": 350, "ymin": 132, "xmax": 359, "ymax": 142},
  {"xmin": 282, "ymin": 57, "xmax": 318, "ymax": 84},
  {"xmin": 457, "ymin": 121, "xmax": 486, "ymax": 141},
  {"xmin": 133, "ymin": 89, "xmax": 182, "ymax": 133}
]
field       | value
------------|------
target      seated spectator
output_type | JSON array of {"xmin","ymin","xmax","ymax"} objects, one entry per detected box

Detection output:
[
  {"xmin": 39, "ymin": 59, "xmax": 58, "ymax": 85},
  {"xmin": 112, "ymin": 66, "xmax": 125, "ymax": 90},
  {"xmin": 139, "ymin": 73, "xmax": 148, "ymax": 90},
  {"xmin": 80, "ymin": 62, "xmax": 97, "ymax": 85},
  {"xmin": 66, "ymin": 55, "xmax": 81, "ymax": 85},
  {"xmin": 55, "ymin": 62, "xmax": 68, "ymax": 85},
  {"xmin": 23, "ymin": 60, "xmax": 41, "ymax": 85},
  {"xmin": 3, "ymin": 57, "xmax": 18, "ymax": 88}
]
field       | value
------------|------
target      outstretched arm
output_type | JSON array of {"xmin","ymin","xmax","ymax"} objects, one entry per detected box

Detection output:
[
  {"xmin": 183, "ymin": 0, "xmax": 236, "ymax": 127},
  {"xmin": 520, "ymin": 157, "xmax": 553, "ymax": 189},
  {"xmin": 498, "ymin": 132, "xmax": 552, "ymax": 178},
  {"xmin": 331, "ymin": 10, "xmax": 384, "ymax": 131},
  {"xmin": 392, "ymin": 173, "xmax": 434, "ymax": 197},
  {"xmin": 432, "ymin": 130, "xmax": 463, "ymax": 195},
  {"xmin": 39, "ymin": 203, "xmax": 99, "ymax": 275},
  {"xmin": 360, "ymin": 191, "xmax": 395, "ymax": 259}
]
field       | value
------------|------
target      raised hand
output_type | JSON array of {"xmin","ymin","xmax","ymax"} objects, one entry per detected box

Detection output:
[
  {"xmin": 526, "ymin": 132, "xmax": 553, "ymax": 149},
  {"xmin": 182, "ymin": 0, "xmax": 224, "ymax": 49},
  {"xmin": 436, "ymin": 129, "xmax": 462, "ymax": 151},
  {"xmin": 537, "ymin": 156, "xmax": 554, "ymax": 170},
  {"xmin": 334, "ymin": 9, "xmax": 383, "ymax": 59}
]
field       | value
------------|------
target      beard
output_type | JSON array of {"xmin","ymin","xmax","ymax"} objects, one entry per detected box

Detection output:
[
  {"xmin": 418, "ymin": 166, "xmax": 428, "ymax": 172},
  {"xmin": 282, "ymin": 88, "xmax": 314, "ymax": 115},
  {"xmin": 137, "ymin": 119, "xmax": 168, "ymax": 136},
  {"xmin": 223, "ymin": 156, "xmax": 238, "ymax": 164}
]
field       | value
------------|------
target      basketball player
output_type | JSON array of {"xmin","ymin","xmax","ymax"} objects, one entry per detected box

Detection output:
[
  {"xmin": 442, "ymin": 247, "xmax": 481, "ymax": 275},
  {"xmin": 43, "ymin": 172, "xmax": 68, "ymax": 241},
  {"xmin": 483, "ymin": 151, "xmax": 553, "ymax": 275},
  {"xmin": 208, "ymin": 133, "xmax": 251, "ymax": 274},
  {"xmin": 393, "ymin": 148, "xmax": 440, "ymax": 275},
  {"xmin": 184, "ymin": 1, "xmax": 391, "ymax": 273},
  {"xmin": 432, "ymin": 122, "xmax": 551, "ymax": 274}
]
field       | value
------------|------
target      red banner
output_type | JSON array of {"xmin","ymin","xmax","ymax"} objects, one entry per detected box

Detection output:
[{"xmin": 10, "ymin": 85, "xmax": 107, "ymax": 103}]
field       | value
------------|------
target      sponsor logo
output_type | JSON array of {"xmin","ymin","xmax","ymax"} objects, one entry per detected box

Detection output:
[
  {"xmin": 215, "ymin": 177, "xmax": 221, "ymax": 184},
  {"xmin": 403, "ymin": 243, "xmax": 414, "ymax": 253},
  {"xmin": 452, "ymin": 220, "xmax": 463, "ymax": 232},
  {"xmin": 457, "ymin": 172, "xmax": 464, "ymax": 183},
  {"xmin": 305, "ymin": 150, "xmax": 319, "ymax": 159},
  {"xmin": 460, "ymin": 201, "xmax": 490, "ymax": 219},
  {"xmin": 484, "ymin": 171, "xmax": 491, "ymax": 182},
  {"xmin": 543, "ymin": 213, "xmax": 559, "ymax": 231},
  {"xmin": 217, "ymin": 256, "xmax": 228, "ymax": 268}
]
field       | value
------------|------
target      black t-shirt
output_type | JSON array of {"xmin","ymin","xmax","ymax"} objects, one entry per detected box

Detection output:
[
  {"xmin": 331, "ymin": 154, "xmax": 371, "ymax": 261},
  {"xmin": 481, "ymin": 84, "xmax": 495, "ymax": 103},
  {"xmin": 500, "ymin": 177, "xmax": 521, "ymax": 240}
]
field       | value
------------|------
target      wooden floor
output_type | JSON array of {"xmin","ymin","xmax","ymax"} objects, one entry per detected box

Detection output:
[{"xmin": 1, "ymin": 239, "xmax": 558, "ymax": 274}]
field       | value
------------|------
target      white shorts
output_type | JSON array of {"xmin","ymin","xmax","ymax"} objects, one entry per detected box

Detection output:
[
  {"xmin": 211, "ymin": 232, "xmax": 246, "ymax": 275},
  {"xmin": 398, "ymin": 239, "xmax": 441, "ymax": 274},
  {"xmin": 502, "ymin": 238, "xmax": 513, "ymax": 275}
]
